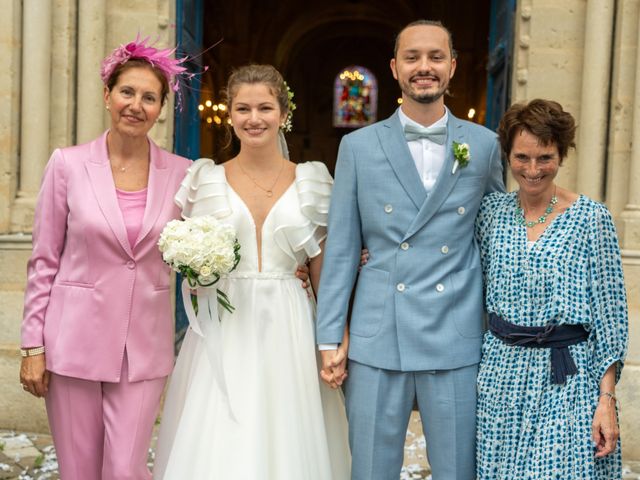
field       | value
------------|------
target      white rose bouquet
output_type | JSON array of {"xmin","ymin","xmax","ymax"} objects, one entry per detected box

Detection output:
[{"xmin": 158, "ymin": 216, "xmax": 241, "ymax": 313}]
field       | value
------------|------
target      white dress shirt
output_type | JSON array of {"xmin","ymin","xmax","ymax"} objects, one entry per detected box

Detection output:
[{"xmin": 397, "ymin": 106, "xmax": 448, "ymax": 193}]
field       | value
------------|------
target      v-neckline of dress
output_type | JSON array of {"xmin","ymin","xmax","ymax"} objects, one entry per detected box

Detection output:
[
  {"xmin": 519, "ymin": 193, "xmax": 583, "ymax": 252},
  {"xmin": 223, "ymin": 165, "xmax": 298, "ymax": 272}
]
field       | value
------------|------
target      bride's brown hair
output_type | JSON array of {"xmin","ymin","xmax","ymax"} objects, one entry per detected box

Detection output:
[
  {"xmin": 222, "ymin": 64, "xmax": 289, "ymax": 149},
  {"xmin": 224, "ymin": 64, "xmax": 289, "ymax": 116}
]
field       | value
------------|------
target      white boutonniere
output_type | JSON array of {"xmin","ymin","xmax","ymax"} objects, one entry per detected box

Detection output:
[{"xmin": 452, "ymin": 142, "xmax": 471, "ymax": 174}]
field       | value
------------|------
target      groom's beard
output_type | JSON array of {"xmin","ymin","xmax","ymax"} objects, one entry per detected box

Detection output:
[{"xmin": 398, "ymin": 71, "xmax": 450, "ymax": 104}]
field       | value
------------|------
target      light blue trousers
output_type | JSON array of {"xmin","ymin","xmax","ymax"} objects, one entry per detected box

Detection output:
[{"xmin": 345, "ymin": 361, "xmax": 478, "ymax": 480}]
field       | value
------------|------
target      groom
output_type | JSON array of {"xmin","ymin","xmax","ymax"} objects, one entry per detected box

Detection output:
[{"xmin": 316, "ymin": 20, "xmax": 504, "ymax": 479}]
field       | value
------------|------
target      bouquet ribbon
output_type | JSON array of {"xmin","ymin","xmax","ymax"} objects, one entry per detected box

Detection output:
[{"xmin": 181, "ymin": 279, "xmax": 237, "ymax": 422}]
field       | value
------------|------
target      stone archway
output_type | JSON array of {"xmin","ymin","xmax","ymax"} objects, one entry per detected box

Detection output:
[{"xmin": 198, "ymin": 0, "xmax": 491, "ymax": 169}]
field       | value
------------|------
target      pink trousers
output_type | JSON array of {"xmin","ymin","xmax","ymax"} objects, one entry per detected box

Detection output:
[{"xmin": 45, "ymin": 352, "xmax": 166, "ymax": 480}]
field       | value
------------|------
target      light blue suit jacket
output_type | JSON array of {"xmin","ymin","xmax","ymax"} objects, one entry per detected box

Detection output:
[{"xmin": 316, "ymin": 109, "xmax": 505, "ymax": 371}]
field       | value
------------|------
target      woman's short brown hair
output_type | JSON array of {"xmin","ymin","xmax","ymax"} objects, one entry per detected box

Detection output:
[
  {"xmin": 105, "ymin": 58, "xmax": 170, "ymax": 105},
  {"xmin": 497, "ymin": 99, "xmax": 576, "ymax": 164}
]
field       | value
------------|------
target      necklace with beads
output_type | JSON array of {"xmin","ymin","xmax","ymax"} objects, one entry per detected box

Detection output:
[
  {"xmin": 515, "ymin": 192, "xmax": 558, "ymax": 228},
  {"xmin": 237, "ymin": 157, "xmax": 285, "ymax": 197}
]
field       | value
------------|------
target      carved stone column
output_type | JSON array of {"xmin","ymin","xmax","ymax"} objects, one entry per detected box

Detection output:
[
  {"xmin": 77, "ymin": 0, "xmax": 107, "ymax": 144},
  {"xmin": 10, "ymin": 0, "xmax": 52, "ymax": 232},
  {"xmin": 575, "ymin": 0, "xmax": 615, "ymax": 201},
  {"xmin": 0, "ymin": 0, "xmax": 22, "ymax": 233},
  {"xmin": 619, "ymin": 10, "xmax": 640, "ymax": 250}
]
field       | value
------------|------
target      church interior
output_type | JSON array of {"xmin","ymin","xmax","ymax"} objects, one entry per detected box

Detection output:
[{"xmin": 193, "ymin": 0, "xmax": 492, "ymax": 170}]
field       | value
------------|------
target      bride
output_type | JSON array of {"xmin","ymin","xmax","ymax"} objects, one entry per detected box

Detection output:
[{"xmin": 153, "ymin": 64, "xmax": 351, "ymax": 479}]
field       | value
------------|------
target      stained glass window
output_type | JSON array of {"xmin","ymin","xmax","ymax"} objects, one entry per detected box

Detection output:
[{"xmin": 333, "ymin": 66, "xmax": 378, "ymax": 128}]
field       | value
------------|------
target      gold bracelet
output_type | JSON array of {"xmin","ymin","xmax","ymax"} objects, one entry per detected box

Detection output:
[
  {"xmin": 599, "ymin": 392, "xmax": 617, "ymax": 406},
  {"xmin": 20, "ymin": 346, "xmax": 45, "ymax": 357}
]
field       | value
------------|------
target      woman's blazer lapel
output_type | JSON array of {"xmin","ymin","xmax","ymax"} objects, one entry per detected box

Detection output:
[
  {"xmin": 134, "ymin": 139, "xmax": 171, "ymax": 250},
  {"xmin": 84, "ymin": 131, "xmax": 134, "ymax": 259}
]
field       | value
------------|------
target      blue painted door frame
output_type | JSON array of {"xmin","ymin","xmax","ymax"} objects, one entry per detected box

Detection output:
[
  {"xmin": 171, "ymin": 0, "xmax": 516, "ymax": 344},
  {"xmin": 486, "ymin": 0, "xmax": 517, "ymax": 131},
  {"xmin": 173, "ymin": 0, "xmax": 203, "ymax": 348}
]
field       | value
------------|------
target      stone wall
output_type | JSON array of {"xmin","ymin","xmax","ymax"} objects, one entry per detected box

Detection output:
[
  {"xmin": 0, "ymin": 0, "xmax": 175, "ymax": 433},
  {"xmin": 512, "ymin": 0, "xmax": 640, "ymax": 461},
  {"xmin": 2, "ymin": 0, "xmax": 640, "ymax": 462}
]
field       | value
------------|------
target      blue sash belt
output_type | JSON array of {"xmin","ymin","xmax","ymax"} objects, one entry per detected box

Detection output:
[{"xmin": 488, "ymin": 313, "xmax": 589, "ymax": 385}]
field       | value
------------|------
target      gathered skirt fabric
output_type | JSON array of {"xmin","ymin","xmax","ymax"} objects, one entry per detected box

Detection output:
[
  {"xmin": 153, "ymin": 275, "xmax": 351, "ymax": 479},
  {"xmin": 477, "ymin": 334, "xmax": 621, "ymax": 479}
]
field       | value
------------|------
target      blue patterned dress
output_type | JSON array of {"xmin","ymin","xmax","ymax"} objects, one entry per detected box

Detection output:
[{"xmin": 474, "ymin": 192, "xmax": 628, "ymax": 479}]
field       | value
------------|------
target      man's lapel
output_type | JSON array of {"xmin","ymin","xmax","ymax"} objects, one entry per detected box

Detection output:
[
  {"xmin": 404, "ymin": 113, "xmax": 466, "ymax": 239},
  {"xmin": 85, "ymin": 132, "xmax": 134, "ymax": 258},
  {"xmin": 376, "ymin": 111, "xmax": 426, "ymax": 210}
]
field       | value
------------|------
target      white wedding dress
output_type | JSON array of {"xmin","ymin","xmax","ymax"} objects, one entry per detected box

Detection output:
[{"xmin": 153, "ymin": 159, "xmax": 351, "ymax": 480}]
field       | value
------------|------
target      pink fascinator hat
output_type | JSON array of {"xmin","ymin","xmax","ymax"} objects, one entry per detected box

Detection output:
[{"xmin": 101, "ymin": 34, "xmax": 204, "ymax": 106}]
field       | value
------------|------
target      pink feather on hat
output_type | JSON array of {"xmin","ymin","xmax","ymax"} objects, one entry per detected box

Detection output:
[
  {"xmin": 100, "ymin": 34, "xmax": 192, "ymax": 92},
  {"xmin": 100, "ymin": 34, "xmax": 208, "ymax": 110}
]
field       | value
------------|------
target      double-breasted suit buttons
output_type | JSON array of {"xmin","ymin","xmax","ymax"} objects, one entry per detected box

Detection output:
[
  {"xmin": 441, "ymin": 245, "xmax": 449, "ymax": 254},
  {"xmin": 457, "ymin": 206, "xmax": 466, "ymax": 215},
  {"xmin": 436, "ymin": 283, "xmax": 445, "ymax": 292},
  {"xmin": 396, "ymin": 283, "xmax": 405, "ymax": 292},
  {"xmin": 384, "ymin": 204, "xmax": 393, "ymax": 213}
]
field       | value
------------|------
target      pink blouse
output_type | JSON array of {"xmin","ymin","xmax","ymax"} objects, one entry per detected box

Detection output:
[{"xmin": 116, "ymin": 188, "xmax": 148, "ymax": 248}]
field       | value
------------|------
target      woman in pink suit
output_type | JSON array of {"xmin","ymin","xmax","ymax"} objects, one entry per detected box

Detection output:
[{"xmin": 18, "ymin": 38, "xmax": 192, "ymax": 480}]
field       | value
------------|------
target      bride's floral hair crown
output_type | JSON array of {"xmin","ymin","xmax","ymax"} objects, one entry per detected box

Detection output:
[
  {"xmin": 282, "ymin": 81, "xmax": 296, "ymax": 133},
  {"xmin": 101, "ymin": 35, "xmax": 201, "ymax": 106}
]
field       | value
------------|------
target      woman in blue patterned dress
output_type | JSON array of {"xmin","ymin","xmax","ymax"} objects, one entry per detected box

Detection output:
[{"xmin": 475, "ymin": 99, "xmax": 628, "ymax": 479}]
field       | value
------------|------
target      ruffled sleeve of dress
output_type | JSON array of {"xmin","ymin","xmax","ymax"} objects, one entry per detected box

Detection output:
[
  {"xmin": 174, "ymin": 158, "xmax": 231, "ymax": 219},
  {"xmin": 273, "ymin": 161, "xmax": 333, "ymax": 264},
  {"xmin": 586, "ymin": 200, "xmax": 628, "ymax": 384}
]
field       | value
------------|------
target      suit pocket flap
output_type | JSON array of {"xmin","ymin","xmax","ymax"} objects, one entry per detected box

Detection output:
[{"xmin": 55, "ymin": 280, "xmax": 94, "ymax": 289}]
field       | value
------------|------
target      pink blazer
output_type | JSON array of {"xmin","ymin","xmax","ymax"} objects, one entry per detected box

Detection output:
[{"xmin": 21, "ymin": 131, "xmax": 191, "ymax": 382}]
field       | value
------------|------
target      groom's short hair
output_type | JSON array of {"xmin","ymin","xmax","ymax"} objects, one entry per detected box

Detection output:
[{"xmin": 393, "ymin": 20, "xmax": 458, "ymax": 60}]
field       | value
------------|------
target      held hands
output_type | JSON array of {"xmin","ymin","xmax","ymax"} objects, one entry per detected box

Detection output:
[
  {"xmin": 592, "ymin": 394, "xmax": 619, "ymax": 458},
  {"xmin": 319, "ymin": 328, "xmax": 350, "ymax": 389},
  {"xmin": 20, "ymin": 354, "xmax": 49, "ymax": 398},
  {"xmin": 320, "ymin": 348, "xmax": 348, "ymax": 389}
]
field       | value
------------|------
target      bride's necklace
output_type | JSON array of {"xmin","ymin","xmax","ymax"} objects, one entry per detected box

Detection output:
[
  {"xmin": 237, "ymin": 157, "xmax": 285, "ymax": 197},
  {"xmin": 515, "ymin": 192, "xmax": 558, "ymax": 228}
]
